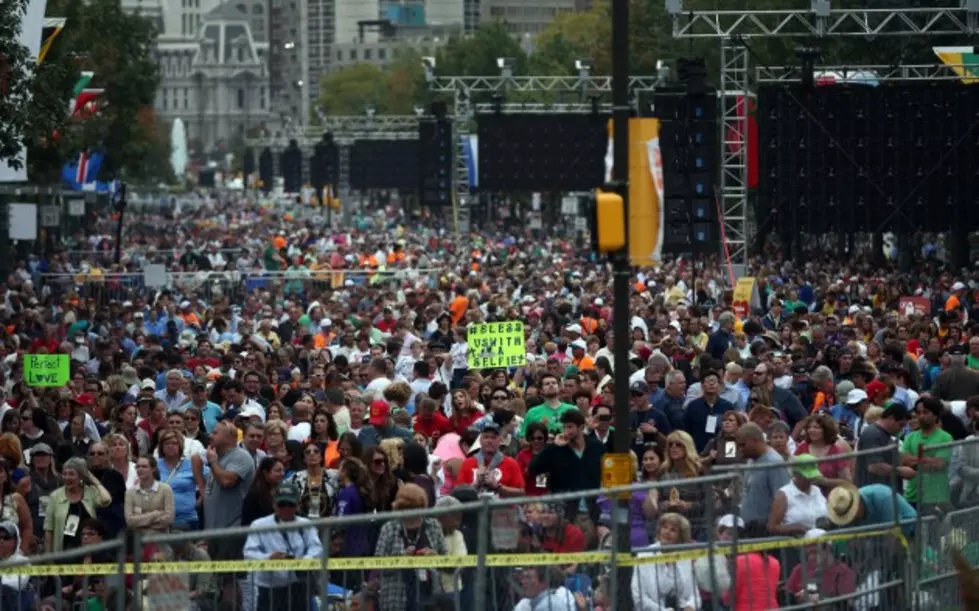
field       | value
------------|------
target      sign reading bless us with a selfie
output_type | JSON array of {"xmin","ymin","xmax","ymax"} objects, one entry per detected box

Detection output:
[{"xmin": 467, "ymin": 322, "xmax": 526, "ymax": 369}]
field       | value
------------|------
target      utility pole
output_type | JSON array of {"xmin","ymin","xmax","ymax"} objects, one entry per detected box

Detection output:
[
  {"xmin": 113, "ymin": 183, "xmax": 126, "ymax": 264},
  {"xmin": 610, "ymin": 0, "xmax": 632, "ymax": 606}
]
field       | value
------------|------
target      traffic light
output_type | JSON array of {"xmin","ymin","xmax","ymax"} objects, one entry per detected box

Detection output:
[
  {"xmin": 419, "ymin": 102, "xmax": 453, "ymax": 208},
  {"xmin": 258, "ymin": 148, "xmax": 273, "ymax": 193},
  {"xmin": 586, "ymin": 187, "xmax": 625, "ymax": 255}
]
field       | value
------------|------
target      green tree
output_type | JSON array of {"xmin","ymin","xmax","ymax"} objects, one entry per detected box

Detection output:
[
  {"xmin": 317, "ymin": 62, "xmax": 391, "ymax": 115},
  {"xmin": 435, "ymin": 21, "xmax": 528, "ymax": 76},
  {"xmin": 0, "ymin": 0, "xmax": 71, "ymax": 174},
  {"xmin": 26, "ymin": 0, "xmax": 162, "ymax": 182},
  {"xmin": 316, "ymin": 47, "xmax": 428, "ymax": 115}
]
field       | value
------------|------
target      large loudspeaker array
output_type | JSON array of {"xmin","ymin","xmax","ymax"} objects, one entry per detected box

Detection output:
[
  {"xmin": 419, "ymin": 101, "xmax": 453, "ymax": 206},
  {"xmin": 759, "ymin": 83, "xmax": 979, "ymax": 235},
  {"xmin": 476, "ymin": 113, "xmax": 608, "ymax": 192},
  {"xmin": 349, "ymin": 140, "xmax": 420, "ymax": 190},
  {"xmin": 310, "ymin": 134, "xmax": 339, "ymax": 195},
  {"xmin": 279, "ymin": 140, "xmax": 303, "ymax": 193},
  {"xmin": 258, "ymin": 148, "xmax": 273, "ymax": 193}
]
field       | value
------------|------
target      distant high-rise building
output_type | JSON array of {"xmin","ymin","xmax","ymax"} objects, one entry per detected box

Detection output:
[{"xmin": 482, "ymin": 0, "xmax": 577, "ymax": 36}]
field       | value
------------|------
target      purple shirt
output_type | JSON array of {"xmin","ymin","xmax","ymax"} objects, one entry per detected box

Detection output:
[
  {"xmin": 597, "ymin": 491, "xmax": 650, "ymax": 549},
  {"xmin": 336, "ymin": 485, "xmax": 371, "ymax": 557}
]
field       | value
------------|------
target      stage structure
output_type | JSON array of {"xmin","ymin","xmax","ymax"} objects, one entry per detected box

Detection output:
[
  {"xmin": 426, "ymin": 67, "xmax": 662, "ymax": 233},
  {"xmin": 666, "ymin": 0, "xmax": 979, "ymax": 273}
]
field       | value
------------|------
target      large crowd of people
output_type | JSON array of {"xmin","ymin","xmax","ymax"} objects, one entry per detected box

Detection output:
[{"xmin": 0, "ymin": 195, "xmax": 978, "ymax": 611}]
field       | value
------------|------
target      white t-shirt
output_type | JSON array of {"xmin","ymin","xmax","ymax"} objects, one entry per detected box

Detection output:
[{"xmin": 288, "ymin": 421, "xmax": 312, "ymax": 443}]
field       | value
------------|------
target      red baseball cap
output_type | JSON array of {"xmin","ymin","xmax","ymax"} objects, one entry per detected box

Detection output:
[
  {"xmin": 865, "ymin": 380, "xmax": 887, "ymax": 403},
  {"xmin": 73, "ymin": 393, "xmax": 96, "ymax": 407},
  {"xmin": 369, "ymin": 400, "xmax": 390, "ymax": 426}
]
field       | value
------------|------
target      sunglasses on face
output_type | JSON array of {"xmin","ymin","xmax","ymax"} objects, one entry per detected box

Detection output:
[
  {"xmin": 492, "ymin": 395, "xmax": 508, "ymax": 401},
  {"xmin": 597, "ymin": 415, "xmax": 612, "ymax": 422},
  {"xmin": 373, "ymin": 457, "xmax": 387, "ymax": 466},
  {"xmin": 668, "ymin": 441, "xmax": 684, "ymax": 448},
  {"xmin": 89, "ymin": 451, "xmax": 106, "ymax": 456}
]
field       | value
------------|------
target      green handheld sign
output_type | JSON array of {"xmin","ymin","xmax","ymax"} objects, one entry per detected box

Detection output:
[{"xmin": 24, "ymin": 354, "xmax": 70, "ymax": 387}]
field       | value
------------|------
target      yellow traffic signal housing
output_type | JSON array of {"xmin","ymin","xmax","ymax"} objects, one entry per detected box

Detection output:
[{"xmin": 594, "ymin": 189, "xmax": 625, "ymax": 252}]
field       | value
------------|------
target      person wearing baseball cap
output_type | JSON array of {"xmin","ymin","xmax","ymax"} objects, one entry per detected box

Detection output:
[
  {"xmin": 769, "ymin": 454, "xmax": 826, "ymax": 537},
  {"xmin": 243, "ymin": 482, "xmax": 324, "ymax": 610},
  {"xmin": 358, "ymin": 400, "xmax": 412, "ymax": 448}
]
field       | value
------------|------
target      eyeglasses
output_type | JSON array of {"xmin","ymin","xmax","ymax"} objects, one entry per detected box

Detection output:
[
  {"xmin": 597, "ymin": 415, "xmax": 612, "ymax": 422},
  {"xmin": 89, "ymin": 451, "xmax": 106, "ymax": 456},
  {"xmin": 0, "ymin": 535, "xmax": 14, "ymax": 542},
  {"xmin": 492, "ymin": 395, "xmax": 508, "ymax": 401},
  {"xmin": 373, "ymin": 457, "xmax": 387, "ymax": 466},
  {"xmin": 667, "ymin": 441, "xmax": 684, "ymax": 449},
  {"xmin": 304, "ymin": 448, "xmax": 321, "ymax": 456}
]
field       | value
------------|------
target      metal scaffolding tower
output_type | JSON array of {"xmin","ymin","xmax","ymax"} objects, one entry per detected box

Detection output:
[
  {"xmin": 426, "ymin": 74, "xmax": 660, "ymax": 233},
  {"xmin": 668, "ymin": 0, "xmax": 979, "ymax": 273}
]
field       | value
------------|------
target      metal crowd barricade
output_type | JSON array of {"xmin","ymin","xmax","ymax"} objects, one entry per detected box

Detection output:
[
  {"xmin": 35, "ymin": 267, "xmax": 444, "ymax": 309},
  {"xmin": 0, "ymin": 448, "xmax": 943, "ymax": 611}
]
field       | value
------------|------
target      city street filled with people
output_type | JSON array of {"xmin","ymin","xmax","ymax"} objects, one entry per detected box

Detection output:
[{"xmin": 1, "ymin": 194, "xmax": 979, "ymax": 610}]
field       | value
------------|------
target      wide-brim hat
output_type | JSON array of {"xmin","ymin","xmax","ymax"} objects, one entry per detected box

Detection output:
[{"xmin": 826, "ymin": 483, "xmax": 861, "ymax": 526}]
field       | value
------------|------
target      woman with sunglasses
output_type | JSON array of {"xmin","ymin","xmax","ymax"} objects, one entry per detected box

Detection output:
[
  {"xmin": 242, "ymin": 456, "xmax": 286, "ymax": 526},
  {"xmin": 658, "ymin": 431, "xmax": 705, "ymax": 536},
  {"xmin": 287, "ymin": 441, "xmax": 339, "ymax": 519},
  {"xmin": 307, "ymin": 408, "xmax": 341, "ymax": 467},
  {"xmin": 363, "ymin": 445, "xmax": 398, "ymax": 513},
  {"xmin": 517, "ymin": 421, "xmax": 551, "ymax": 496}
]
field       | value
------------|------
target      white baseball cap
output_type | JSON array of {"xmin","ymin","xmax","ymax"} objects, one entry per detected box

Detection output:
[{"xmin": 845, "ymin": 389, "xmax": 868, "ymax": 405}]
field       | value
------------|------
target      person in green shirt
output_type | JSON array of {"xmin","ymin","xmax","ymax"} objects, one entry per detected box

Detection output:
[
  {"xmin": 902, "ymin": 397, "xmax": 953, "ymax": 508},
  {"xmin": 519, "ymin": 373, "xmax": 577, "ymax": 436}
]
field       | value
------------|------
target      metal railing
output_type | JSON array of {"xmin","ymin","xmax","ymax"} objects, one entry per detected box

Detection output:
[
  {"xmin": 0, "ymin": 442, "xmax": 943, "ymax": 611},
  {"xmin": 34, "ymin": 268, "xmax": 444, "ymax": 308}
]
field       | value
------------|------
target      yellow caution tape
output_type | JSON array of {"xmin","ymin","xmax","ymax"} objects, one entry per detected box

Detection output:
[{"xmin": 0, "ymin": 527, "xmax": 905, "ymax": 576}]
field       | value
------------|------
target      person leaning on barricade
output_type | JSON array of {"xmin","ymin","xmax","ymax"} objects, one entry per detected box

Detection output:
[{"xmin": 242, "ymin": 482, "xmax": 323, "ymax": 611}]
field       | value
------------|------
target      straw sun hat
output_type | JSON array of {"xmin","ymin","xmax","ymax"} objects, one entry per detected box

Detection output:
[{"xmin": 826, "ymin": 483, "xmax": 861, "ymax": 526}]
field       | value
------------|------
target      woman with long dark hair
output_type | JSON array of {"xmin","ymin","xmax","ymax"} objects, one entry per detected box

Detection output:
[
  {"xmin": 307, "ymin": 408, "xmax": 340, "ymax": 466},
  {"xmin": 241, "ymin": 456, "xmax": 285, "ymax": 527},
  {"xmin": 336, "ymin": 457, "xmax": 373, "ymax": 557},
  {"xmin": 401, "ymin": 442, "xmax": 436, "ymax": 507},
  {"xmin": 363, "ymin": 445, "xmax": 398, "ymax": 513},
  {"xmin": 287, "ymin": 440, "xmax": 339, "ymax": 519}
]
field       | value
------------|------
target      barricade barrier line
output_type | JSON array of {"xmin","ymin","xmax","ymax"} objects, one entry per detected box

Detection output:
[{"xmin": 0, "ymin": 527, "xmax": 904, "ymax": 576}]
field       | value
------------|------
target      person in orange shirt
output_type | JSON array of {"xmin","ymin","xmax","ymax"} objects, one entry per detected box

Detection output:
[
  {"xmin": 569, "ymin": 340, "xmax": 594, "ymax": 370},
  {"xmin": 946, "ymin": 281, "xmax": 967, "ymax": 320},
  {"xmin": 449, "ymin": 286, "xmax": 469, "ymax": 325}
]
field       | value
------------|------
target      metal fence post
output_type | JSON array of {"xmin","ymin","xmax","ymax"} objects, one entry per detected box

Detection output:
[{"xmin": 473, "ymin": 496, "xmax": 490, "ymax": 611}]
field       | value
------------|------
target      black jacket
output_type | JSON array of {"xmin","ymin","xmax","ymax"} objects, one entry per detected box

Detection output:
[{"xmin": 529, "ymin": 436, "xmax": 606, "ymax": 494}]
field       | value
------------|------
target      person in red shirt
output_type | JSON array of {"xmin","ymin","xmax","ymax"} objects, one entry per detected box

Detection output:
[
  {"xmin": 538, "ymin": 502, "xmax": 586, "ymax": 553},
  {"xmin": 375, "ymin": 307, "xmax": 398, "ymax": 334},
  {"xmin": 455, "ymin": 421, "xmax": 524, "ymax": 496},
  {"xmin": 413, "ymin": 398, "xmax": 453, "ymax": 445}
]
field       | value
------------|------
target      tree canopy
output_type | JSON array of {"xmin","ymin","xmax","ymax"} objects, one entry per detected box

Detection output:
[{"xmin": 1, "ymin": 0, "xmax": 168, "ymax": 183}]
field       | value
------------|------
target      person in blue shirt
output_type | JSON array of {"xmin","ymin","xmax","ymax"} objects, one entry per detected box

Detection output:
[{"xmin": 826, "ymin": 483, "xmax": 917, "ymax": 538}]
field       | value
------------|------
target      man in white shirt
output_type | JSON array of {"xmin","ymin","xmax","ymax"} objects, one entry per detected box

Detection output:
[
  {"xmin": 364, "ymin": 358, "xmax": 392, "ymax": 401},
  {"xmin": 243, "ymin": 483, "xmax": 323, "ymax": 610}
]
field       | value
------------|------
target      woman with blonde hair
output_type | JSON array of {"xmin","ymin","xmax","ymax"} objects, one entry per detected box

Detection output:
[
  {"xmin": 658, "ymin": 431, "xmax": 705, "ymax": 535},
  {"xmin": 105, "ymin": 433, "xmax": 138, "ymax": 490},
  {"xmin": 631, "ymin": 512, "xmax": 701, "ymax": 611},
  {"xmin": 374, "ymin": 483, "xmax": 448, "ymax": 611},
  {"xmin": 264, "ymin": 418, "xmax": 289, "ymax": 461}
]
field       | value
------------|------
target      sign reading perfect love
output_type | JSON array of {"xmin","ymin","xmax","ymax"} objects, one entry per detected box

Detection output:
[
  {"xmin": 25, "ymin": 354, "xmax": 70, "ymax": 387},
  {"xmin": 467, "ymin": 321, "xmax": 526, "ymax": 369}
]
